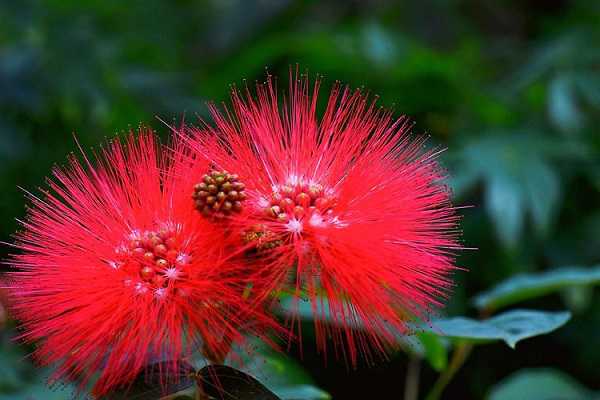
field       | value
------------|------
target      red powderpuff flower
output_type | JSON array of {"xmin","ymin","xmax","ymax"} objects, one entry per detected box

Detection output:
[
  {"xmin": 0, "ymin": 288, "xmax": 6, "ymax": 329},
  {"xmin": 4, "ymin": 131, "xmax": 271, "ymax": 397},
  {"xmin": 182, "ymin": 74, "xmax": 462, "ymax": 364}
]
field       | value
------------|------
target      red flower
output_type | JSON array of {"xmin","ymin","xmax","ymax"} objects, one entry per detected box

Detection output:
[
  {"xmin": 0, "ymin": 288, "xmax": 6, "ymax": 330},
  {"xmin": 182, "ymin": 74, "xmax": 462, "ymax": 364},
  {"xmin": 4, "ymin": 131, "xmax": 270, "ymax": 396}
]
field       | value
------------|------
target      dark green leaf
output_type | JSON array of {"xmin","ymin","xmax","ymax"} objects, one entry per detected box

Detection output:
[
  {"xmin": 511, "ymin": 33, "xmax": 581, "ymax": 89},
  {"xmin": 455, "ymin": 134, "xmax": 562, "ymax": 248},
  {"xmin": 106, "ymin": 361, "xmax": 196, "ymax": 400},
  {"xmin": 574, "ymin": 72, "xmax": 600, "ymax": 107},
  {"xmin": 522, "ymin": 157, "xmax": 560, "ymax": 236},
  {"xmin": 488, "ymin": 368, "xmax": 597, "ymax": 400},
  {"xmin": 0, "ymin": 383, "xmax": 78, "ymax": 400},
  {"xmin": 196, "ymin": 365, "xmax": 281, "ymax": 400},
  {"xmin": 426, "ymin": 310, "xmax": 571, "ymax": 348},
  {"xmin": 486, "ymin": 176, "xmax": 524, "ymax": 248},
  {"xmin": 473, "ymin": 265, "xmax": 600, "ymax": 312},
  {"xmin": 0, "ymin": 332, "xmax": 80, "ymax": 399},
  {"xmin": 227, "ymin": 341, "xmax": 331, "ymax": 400},
  {"xmin": 548, "ymin": 75, "xmax": 584, "ymax": 133},
  {"xmin": 0, "ymin": 334, "xmax": 31, "ymax": 392}
]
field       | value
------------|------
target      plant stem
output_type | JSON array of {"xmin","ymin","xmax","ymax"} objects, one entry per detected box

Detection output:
[
  {"xmin": 424, "ymin": 342, "xmax": 473, "ymax": 400},
  {"xmin": 404, "ymin": 356, "xmax": 421, "ymax": 400}
]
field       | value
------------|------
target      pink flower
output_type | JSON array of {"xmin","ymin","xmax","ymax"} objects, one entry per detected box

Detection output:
[
  {"xmin": 5, "ymin": 131, "xmax": 271, "ymax": 396},
  {"xmin": 182, "ymin": 74, "xmax": 462, "ymax": 363}
]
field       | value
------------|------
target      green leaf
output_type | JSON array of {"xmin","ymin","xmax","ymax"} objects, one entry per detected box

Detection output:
[
  {"xmin": 197, "ymin": 365, "xmax": 281, "ymax": 400},
  {"xmin": 0, "ymin": 331, "xmax": 82, "ymax": 399},
  {"xmin": 0, "ymin": 335, "xmax": 31, "ymax": 392},
  {"xmin": 488, "ymin": 368, "xmax": 597, "ymax": 400},
  {"xmin": 574, "ymin": 72, "xmax": 600, "ymax": 107},
  {"xmin": 453, "ymin": 134, "xmax": 562, "ymax": 249},
  {"xmin": 473, "ymin": 265, "xmax": 600, "ymax": 312},
  {"xmin": 416, "ymin": 333, "xmax": 448, "ymax": 372},
  {"xmin": 0, "ymin": 383, "xmax": 78, "ymax": 400},
  {"xmin": 274, "ymin": 385, "xmax": 332, "ymax": 400},
  {"xmin": 511, "ymin": 33, "xmax": 580, "ymax": 90},
  {"xmin": 485, "ymin": 175, "xmax": 525, "ymax": 248},
  {"xmin": 426, "ymin": 310, "xmax": 571, "ymax": 348},
  {"xmin": 548, "ymin": 75, "xmax": 584, "ymax": 133},
  {"xmin": 522, "ymin": 157, "xmax": 560, "ymax": 236},
  {"xmin": 106, "ymin": 361, "xmax": 196, "ymax": 400},
  {"xmin": 233, "ymin": 343, "xmax": 331, "ymax": 400}
]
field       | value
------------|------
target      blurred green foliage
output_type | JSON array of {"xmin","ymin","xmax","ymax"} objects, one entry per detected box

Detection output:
[{"xmin": 1, "ymin": 0, "xmax": 599, "ymax": 399}]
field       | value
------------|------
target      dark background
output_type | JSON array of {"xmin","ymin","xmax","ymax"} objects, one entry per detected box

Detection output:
[{"xmin": 1, "ymin": 1, "xmax": 599, "ymax": 399}]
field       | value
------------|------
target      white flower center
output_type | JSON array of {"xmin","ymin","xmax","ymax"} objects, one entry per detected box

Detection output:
[
  {"xmin": 164, "ymin": 267, "xmax": 181, "ymax": 280},
  {"xmin": 309, "ymin": 213, "xmax": 325, "ymax": 227},
  {"xmin": 286, "ymin": 218, "xmax": 303, "ymax": 233},
  {"xmin": 154, "ymin": 287, "xmax": 167, "ymax": 299}
]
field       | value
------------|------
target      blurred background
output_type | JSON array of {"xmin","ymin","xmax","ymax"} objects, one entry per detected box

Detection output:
[{"xmin": 0, "ymin": 1, "xmax": 599, "ymax": 399}]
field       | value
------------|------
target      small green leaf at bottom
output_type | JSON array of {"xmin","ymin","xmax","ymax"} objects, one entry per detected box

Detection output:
[
  {"xmin": 106, "ymin": 361, "xmax": 196, "ymax": 400},
  {"xmin": 236, "ymin": 346, "xmax": 331, "ymax": 400},
  {"xmin": 197, "ymin": 365, "xmax": 282, "ymax": 400}
]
